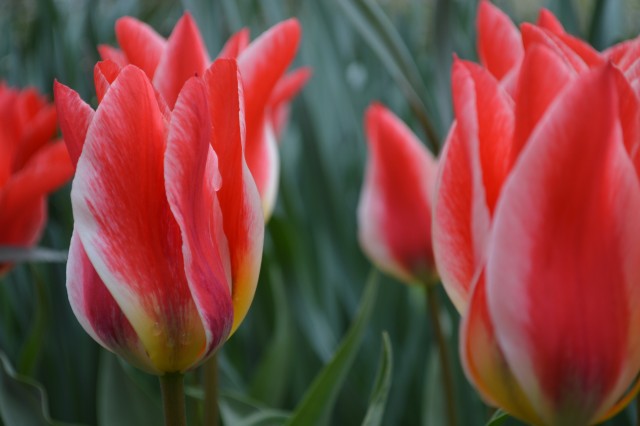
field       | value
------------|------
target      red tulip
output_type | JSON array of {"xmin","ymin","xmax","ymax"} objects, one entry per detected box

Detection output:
[
  {"xmin": 357, "ymin": 103, "xmax": 438, "ymax": 284},
  {"xmin": 54, "ymin": 59, "xmax": 264, "ymax": 374},
  {"xmin": 0, "ymin": 83, "xmax": 73, "ymax": 274},
  {"xmin": 98, "ymin": 13, "xmax": 308, "ymax": 219},
  {"xmin": 433, "ymin": 5, "xmax": 640, "ymax": 423}
]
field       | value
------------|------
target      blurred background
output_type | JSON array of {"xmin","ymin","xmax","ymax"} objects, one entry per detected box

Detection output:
[{"xmin": 1, "ymin": 0, "xmax": 640, "ymax": 425}]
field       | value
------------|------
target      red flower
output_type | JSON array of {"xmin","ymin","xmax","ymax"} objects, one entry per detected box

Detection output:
[
  {"xmin": 0, "ymin": 83, "xmax": 73, "ymax": 274},
  {"xmin": 357, "ymin": 103, "xmax": 438, "ymax": 284},
  {"xmin": 433, "ymin": 3, "xmax": 640, "ymax": 423},
  {"xmin": 98, "ymin": 13, "xmax": 309, "ymax": 219},
  {"xmin": 55, "ymin": 59, "xmax": 264, "ymax": 374}
]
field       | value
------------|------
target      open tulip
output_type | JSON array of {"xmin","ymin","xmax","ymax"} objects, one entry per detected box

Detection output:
[
  {"xmin": 54, "ymin": 58, "xmax": 263, "ymax": 374},
  {"xmin": 98, "ymin": 13, "xmax": 308, "ymax": 219},
  {"xmin": 357, "ymin": 103, "xmax": 438, "ymax": 285},
  {"xmin": 433, "ymin": 12, "xmax": 640, "ymax": 425},
  {"xmin": 0, "ymin": 83, "xmax": 73, "ymax": 275}
]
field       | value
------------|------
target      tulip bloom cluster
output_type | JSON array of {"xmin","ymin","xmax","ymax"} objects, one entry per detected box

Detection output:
[
  {"xmin": 357, "ymin": 103, "xmax": 438, "ymax": 285},
  {"xmin": 54, "ymin": 15, "xmax": 307, "ymax": 374},
  {"xmin": 433, "ymin": 1, "xmax": 640, "ymax": 424},
  {"xmin": 0, "ymin": 83, "xmax": 73, "ymax": 274}
]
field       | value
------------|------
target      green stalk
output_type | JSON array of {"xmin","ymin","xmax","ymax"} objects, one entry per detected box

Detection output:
[
  {"xmin": 203, "ymin": 353, "xmax": 220, "ymax": 426},
  {"xmin": 160, "ymin": 373, "xmax": 187, "ymax": 426},
  {"xmin": 425, "ymin": 284, "xmax": 457, "ymax": 426}
]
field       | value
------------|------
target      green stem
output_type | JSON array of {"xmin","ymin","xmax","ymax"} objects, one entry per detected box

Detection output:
[
  {"xmin": 636, "ymin": 391, "xmax": 640, "ymax": 426},
  {"xmin": 203, "ymin": 353, "xmax": 220, "ymax": 426},
  {"xmin": 425, "ymin": 284, "xmax": 457, "ymax": 426},
  {"xmin": 160, "ymin": 373, "xmax": 186, "ymax": 426}
]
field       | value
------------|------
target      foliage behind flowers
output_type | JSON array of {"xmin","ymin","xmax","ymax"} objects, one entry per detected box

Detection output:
[{"xmin": 2, "ymin": 0, "xmax": 640, "ymax": 425}]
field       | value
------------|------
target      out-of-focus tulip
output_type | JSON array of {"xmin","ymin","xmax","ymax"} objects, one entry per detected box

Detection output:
[
  {"xmin": 0, "ymin": 83, "xmax": 73, "ymax": 275},
  {"xmin": 54, "ymin": 58, "xmax": 264, "ymax": 374},
  {"xmin": 433, "ymin": 4, "xmax": 640, "ymax": 424},
  {"xmin": 98, "ymin": 13, "xmax": 308, "ymax": 219},
  {"xmin": 357, "ymin": 103, "xmax": 438, "ymax": 285}
]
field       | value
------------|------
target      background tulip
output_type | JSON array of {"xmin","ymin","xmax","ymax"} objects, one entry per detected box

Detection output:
[
  {"xmin": 0, "ymin": 83, "xmax": 73, "ymax": 275},
  {"xmin": 433, "ymin": 3, "xmax": 640, "ymax": 423},
  {"xmin": 357, "ymin": 102, "xmax": 438, "ymax": 285},
  {"xmin": 55, "ymin": 59, "xmax": 264, "ymax": 375},
  {"xmin": 97, "ymin": 13, "xmax": 308, "ymax": 219}
]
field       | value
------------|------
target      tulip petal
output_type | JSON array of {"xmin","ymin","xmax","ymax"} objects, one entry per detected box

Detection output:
[
  {"xmin": 204, "ymin": 59, "xmax": 264, "ymax": 334},
  {"xmin": 66, "ymin": 231, "xmax": 158, "ymax": 373},
  {"xmin": 536, "ymin": 9, "xmax": 565, "ymax": 34},
  {"xmin": 115, "ymin": 17, "xmax": 165, "ymax": 80},
  {"xmin": 487, "ymin": 65, "xmax": 640, "ymax": 425},
  {"xmin": 54, "ymin": 80, "xmax": 95, "ymax": 168},
  {"xmin": 97, "ymin": 45, "xmax": 128, "ymax": 68},
  {"xmin": 433, "ymin": 59, "xmax": 513, "ymax": 312},
  {"xmin": 358, "ymin": 103, "xmax": 436, "ymax": 284},
  {"xmin": 513, "ymin": 44, "xmax": 575, "ymax": 159},
  {"xmin": 13, "ymin": 105, "xmax": 57, "ymax": 171},
  {"xmin": 218, "ymin": 28, "xmax": 250, "ymax": 59},
  {"xmin": 269, "ymin": 67, "xmax": 312, "ymax": 139},
  {"xmin": 164, "ymin": 76, "xmax": 233, "ymax": 361},
  {"xmin": 94, "ymin": 60, "xmax": 122, "ymax": 103},
  {"xmin": 521, "ymin": 24, "xmax": 589, "ymax": 73},
  {"xmin": 461, "ymin": 271, "xmax": 544, "ymax": 425},
  {"xmin": 476, "ymin": 0, "xmax": 523, "ymax": 80},
  {"xmin": 72, "ymin": 65, "xmax": 206, "ymax": 373},
  {"xmin": 153, "ymin": 13, "xmax": 210, "ymax": 109}
]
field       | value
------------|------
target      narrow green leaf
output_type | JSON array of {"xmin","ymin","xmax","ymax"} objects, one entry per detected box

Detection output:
[
  {"xmin": 0, "ymin": 352, "xmax": 80, "ymax": 426},
  {"xmin": 286, "ymin": 270, "xmax": 379, "ymax": 425},
  {"xmin": 0, "ymin": 247, "xmax": 67, "ymax": 264},
  {"xmin": 97, "ymin": 352, "xmax": 163, "ymax": 426},
  {"xmin": 335, "ymin": 0, "xmax": 440, "ymax": 151},
  {"xmin": 361, "ymin": 332, "xmax": 393, "ymax": 426},
  {"xmin": 486, "ymin": 409, "xmax": 510, "ymax": 426},
  {"xmin": 218, "ymin": 390, "xmax": 290, "ymax": 426}
]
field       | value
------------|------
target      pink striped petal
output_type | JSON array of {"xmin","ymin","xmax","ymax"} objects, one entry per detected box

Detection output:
[
  {"xmin": 54, "ymin": 80, "xmax": 94, "ymax": 168},
  {"xmin": 72, "ymin": 65, "xmax": 206, "ymax": 373},
  {"xmin": 67, "ymin": 231, "xmax": 157, "ymax": 373},
  {"xmin": 536, "ymin": 9, "xmax": 564, "ymax": 34},
  {"xmin": 358, "ymin": 103, "xmax": 436, "ymax": 284},
  {"xmin": 513, "ymin": 44, "xmax": 575, "ymax": 159},
  {"xmin": 218, "ymin": 28, "xmax": 250, "ymax": 59},
  {"xmin": 521, "ymin": 24, "xmax": 589, "ymax": 73},
  {"xmin": 115, "ymin": 17, "xmax": 165, "ymax": 80},
  {"xmin": 164, "ymin": 77, "xmax": 233, "ymax": 361},
  {"xmin": 153, "ymin": 13, "xmax": 210, "ymax": 109},
  {"xmin": 476, "ymin": 0, "xmax": 523, "ymax": 80},
  {"xmin": 269, "ymin": 67, "xmax": 312, "ymax": 140},
  {"xmin": 204, "ymin": 59, "xmax": 264, "ymax": 334},
  {"xmin": 486, "ymin": 65, "xmax": 640, "ymax": 425}
]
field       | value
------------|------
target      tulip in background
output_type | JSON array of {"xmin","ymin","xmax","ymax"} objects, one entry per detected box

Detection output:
[
  {"xmin": 357, "ymin": 102, "xmax": 438, "ymax": 286},
  {"xmin": 433, "ymin": 2, "xmax": 640, "ymax": 424},
  {"xmin": 99, "ymin": 13, "xmax": 310, "ymax": 219},
  {"xmin": 0, "ymin": 82, "xmax": 73, "ymax": 275},
  {"xmin": 55, "ymin": 57, "xmax": 264, "ymax": 424}
]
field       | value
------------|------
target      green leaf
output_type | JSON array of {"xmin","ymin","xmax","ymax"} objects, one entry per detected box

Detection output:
[
  {"xmin": 335, "ymin": 0, "xmax": 440, "ymax": 151},
  {"xmin": 361, "ymin": 332, "xmax": 393, "ymax": 426},
  {"xmin": 0, "ymin": 247, "xmax": 67, "ymax": 264},
  {"xmin": 486, "ymin": 409, "xmax": 510, "ymax": 426},
  {"xmin": 286, "ymin": 270, "xmax": 379, "ymax": 425},
  {"xmin": 97, "ymin": 352, "xmax": 163, "ymax": 426},
  {"xmin": 220, "ymin": 391, "xmax": 290, "ymax": 426},
  {"xmin": 0, "ymin": 352, "xmax": 80, "ymax": 426}
]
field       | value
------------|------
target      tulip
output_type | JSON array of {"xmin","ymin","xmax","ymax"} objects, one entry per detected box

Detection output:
[
  {"xmin": 54, "ymin": 58, "xmax": 264, "ymax": 375},
  {"xmin": 98, "ymin": 13, "xmax": 308, "ymax": 219},
  {"xmin": 357, "ymin": 103, "xmax": 438, "ymax": 285},
  {"xmin": 0, "ymin": 82, "xmax": 73, "ymax": 275},
  {"xmin": 433, "ymin": 10, "xmax": 640, "ymax": 424}
]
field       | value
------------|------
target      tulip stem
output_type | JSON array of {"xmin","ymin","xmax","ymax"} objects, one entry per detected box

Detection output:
[
  {"xmin": 160, "ymin": 373, "xmax": 187, "ymax": 426},
  {"xmin": 203, "ymin": 353, "xmax": 220, "ymax": 426},
  {"xmin": 425, "ymin": 284, "xmax": 457, "ymax": 426}
]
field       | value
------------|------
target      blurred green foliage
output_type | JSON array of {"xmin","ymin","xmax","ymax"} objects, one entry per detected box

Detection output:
[{"xmin": 1, "ymin": 0, "xmax": 640, "ymax": 425}]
